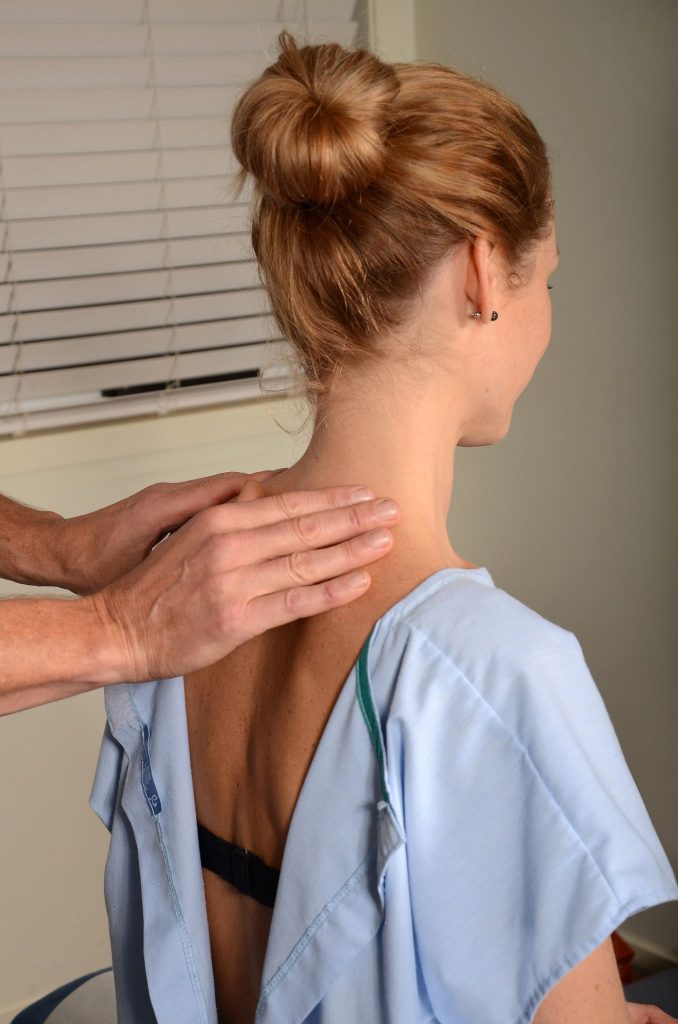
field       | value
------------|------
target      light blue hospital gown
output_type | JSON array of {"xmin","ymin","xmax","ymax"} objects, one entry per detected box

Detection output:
[{"xmin": 89, "ymin": 566, "xmax": 678, "ymax": 1023}]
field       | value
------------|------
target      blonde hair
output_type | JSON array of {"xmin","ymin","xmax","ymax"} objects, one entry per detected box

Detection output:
[{"xmin": 229, "ymin": 31, "xmax": 554, "ymax": 408}]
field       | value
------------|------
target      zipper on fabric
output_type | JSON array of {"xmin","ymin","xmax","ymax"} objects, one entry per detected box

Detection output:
[
  {"xmin": 140, "ymin": 722, "xmax": 162, "ymax": 816},
  {"xmin": 356, "ymin": 626, "xmax": 396, "ymax": 816}
]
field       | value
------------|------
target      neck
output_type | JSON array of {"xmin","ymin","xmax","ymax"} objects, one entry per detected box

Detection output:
[{"xmin": 262, "ymin": 368, "xmax": 475, "ymax": 575}]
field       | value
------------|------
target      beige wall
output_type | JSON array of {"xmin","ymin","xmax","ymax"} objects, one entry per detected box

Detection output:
[
  {"xmin": 1, "ymin": 0, "xmax": 676, "ymax": 1017},
  {"xmin": 415, "ymin": 0, "xmax": 678, "ymax": 957}
]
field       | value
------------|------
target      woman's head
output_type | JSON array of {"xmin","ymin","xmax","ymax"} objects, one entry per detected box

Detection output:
[{"xmin": 229, "ymin": 31, "xmax": 556, "ymax": 426}]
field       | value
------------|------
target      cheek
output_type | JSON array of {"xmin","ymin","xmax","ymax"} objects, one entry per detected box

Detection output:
[
  {"xmin": 530, "ymin": 291, "xmax": 552, "ymax": 356},
  {"xmin": 516, "ymin": 295, "xmax": 551, "ymax": 385},
  {"xmin": 541, "ymin": 294, "xmax": 553, "ymax": 350}
]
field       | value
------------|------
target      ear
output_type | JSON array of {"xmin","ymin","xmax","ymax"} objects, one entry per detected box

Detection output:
[{"xmin": 466, "ymin": 235, "xmax": 497, "ymax": 324}]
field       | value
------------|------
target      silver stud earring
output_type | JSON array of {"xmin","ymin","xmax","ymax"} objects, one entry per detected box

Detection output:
[{"xmin": 471, "ymin": 311, "xmax": 499, "ymax": 321}]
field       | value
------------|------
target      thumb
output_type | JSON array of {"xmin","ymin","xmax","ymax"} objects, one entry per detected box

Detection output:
[
  {"xmin": 234, "ymin": 477, "xmax": 269, "ymax": 503},
  {"xmin": 144, "ymin": 472, "xmax": 251, "ymax": 535}
]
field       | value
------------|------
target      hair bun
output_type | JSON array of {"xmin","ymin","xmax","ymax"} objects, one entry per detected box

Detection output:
[{"xmin": 231, "ymin": 31, "xmax": 400, "ymax": 208}]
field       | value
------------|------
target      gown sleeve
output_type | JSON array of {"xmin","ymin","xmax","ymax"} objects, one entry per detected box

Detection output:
[{"xmin": 398, "ymin": 622, "xmax": 678, "ymax": 1024}]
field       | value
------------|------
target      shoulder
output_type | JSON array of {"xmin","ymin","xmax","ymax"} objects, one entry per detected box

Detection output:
[
  {"xmin": 370, "ymin": 567, "xmax": 586, "ymax": 732},
  {"xmin": 368, "ymin": 568, "xmax": 635, "ymax": 867},
  {"xmin": 372, "ymin": 572, "xmax": 678, "ymax": 1024}
]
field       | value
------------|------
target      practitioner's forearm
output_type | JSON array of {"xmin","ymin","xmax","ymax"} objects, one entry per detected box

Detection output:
[
  {"xmin": 0, "ymin": 494, "xmax": 68, "ymax": 588},
  {"xmin": 0, "ymin": 595, "xmax": 123, "ymax": 716}
]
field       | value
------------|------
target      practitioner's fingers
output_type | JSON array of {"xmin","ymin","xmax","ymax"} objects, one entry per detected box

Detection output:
[
  {"xmin": 238, "ymin": 526, "xmax": 395, "ymax": 597},
  {"xmin": 243, "ymin": 568, "xmax": 378, "ymax": 634},
  {"xmin": 192, "ymin": 484, "xmax": 385, "ymax": 538},
  {"xmin": 231, "ymin": 476, "xmax": 271, "ymax": 504},
  {"xmin": 204, "ymin": 495, "xmax": 400, "ymax": 570},
  {"xmin": 247, "ymin": 468, "xmax": 288, "ymax": 482}
]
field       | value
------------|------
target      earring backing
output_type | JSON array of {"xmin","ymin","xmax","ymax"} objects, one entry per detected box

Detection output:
[{"xmin": 471, "ymin": 311, "xmax": 499, "ymax": 321}]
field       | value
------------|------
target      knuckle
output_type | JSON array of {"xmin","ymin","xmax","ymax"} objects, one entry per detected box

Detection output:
[
  {"xmin": 143, "ymin": 480, "xmax": 172, "ymax": 498},
  {"xmin": 354, "ymin": 531, "xmax": 376, "ymax": 557},
  {"xmin": 283, "ymin": 586, "xmax": 304, "ymax": 616},
  {"xmin": 195, "ymin": 505, "xmax": 223, "ymax": 534},
  {"xmin": 286, "ymin": 549, "xmax": 315, "ymax": 585},
  {"xmin": 275, "ymin": 491, "xmax": 303, "ymax": 518},
  {"xmin": 203, "ymin": 531, "xmax": 234, "ymax": 567},
  {"xmin": 130, "ymin": 484, "xmax": 157, "ymax": 511},
  {"xmin": 218, "ymin": 599, "xmax": 248, "ymax": 637},
  {"xmin": 292, "ymin": 512, "xmax": 321, "ymax": 545},
  {"xmin": 346, "ymin": 502, "xmax": 365, "ymax": 531}
]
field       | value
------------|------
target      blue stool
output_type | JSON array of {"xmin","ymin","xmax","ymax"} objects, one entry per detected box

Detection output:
[{"xmin": 11, "ymin": 968, "xmax": 115, "ymax": 1024}]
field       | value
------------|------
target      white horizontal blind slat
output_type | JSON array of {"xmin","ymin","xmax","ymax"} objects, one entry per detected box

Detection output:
[
  {"xmin": 0, "ymin": 1, "xmax": 144, "ymax": 23},
  {"xmin": 8, "ymin": 205, "xmax": 251, "ymax": 250},
  {"xmin": 4, "ymin": 176, "xmax": 237, "ymax": 218},
  {"xmin": 0, "ymin": 20, "xmax": 356, "ymax": 59},
  {"xmin": 0, "ymin": 375, "xmax": 292, "ymax": 437},
  {"xmin": 0, "ymin": 1, "xmax": 355, "ymax": 24},
  {"xmin": 7, "ymin": 260, "xmax": 260, "ymax": 313},
  {"xmin": 0, "ymin": 54, "xmax": 278, "ymax": 90},
  {"xmin": 1, "ymin": 2, "xmax": 360, "ymax": 434},
  {"xmin": 9, "ymin": 234, "xmax": 254, "ymax": 281},
  {"xmin": 0, "ymin": 289, "xmax": 272, "ymax": 343},
  {"xmin": 3, "ymin": 148, "xmax": 235, "ymax": 188},
  {"xmin": 0, "ymin": 340, "xmax": 288, "ymax": 404},
  {"xmin": 2, "ymin": 117, "xmax": 230, "ymax": 156},
  {"xmin": 0, "ymin": 315, "xmax": 278, "ymax": 373},
  {"xmin": 1, "ymin": 26, "xmax": 149, "ymax": 58},
  {"xmin": 0, "ymin": 86, "xmax": 244, "ymax": 123},
  {"xmin": 147, "ymin": 1, "xmax": 356, "ymax": 21}
]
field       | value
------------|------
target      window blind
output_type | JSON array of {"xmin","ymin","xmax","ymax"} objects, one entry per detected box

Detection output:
[{"xmin": 0, "ymin": 0, "xmax": 359, "ymax": 436}]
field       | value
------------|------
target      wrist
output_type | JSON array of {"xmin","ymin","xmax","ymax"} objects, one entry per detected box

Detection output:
[
  {"xmin": 31, "ymin": 511, "xmax": 68, "ymax": 585},
  {"xmin": 34, "ymin": 515, "xmax": 95, "ymax": 595},
  {"xmin": 9, "ymin": 509, "xmax": 70, "ymax": 589},
  {"xmin": 87, "ymin": 588, "xmax": 149, "ymax": 685},
  {"xmin": 78, "ymin": 592, "xmax": 137, "ymax": 685}
]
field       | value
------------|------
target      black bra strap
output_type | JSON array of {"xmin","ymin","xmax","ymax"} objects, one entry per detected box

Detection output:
[{"xmin": 197, "ymin": 821, "xmax": 280, "ymax": 909}]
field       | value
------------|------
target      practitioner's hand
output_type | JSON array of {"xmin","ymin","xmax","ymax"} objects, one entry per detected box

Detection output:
[
  {"xmin": 627, "ymin": 1003, "xmax": 678, "ymax": 1023},
  {"xmin": 40, "ymin": 470, "xmax": 283, "ymax": 595},
  {"xmin": 90, "ymin": 483, "xmax": 399, "ymax": 683}
]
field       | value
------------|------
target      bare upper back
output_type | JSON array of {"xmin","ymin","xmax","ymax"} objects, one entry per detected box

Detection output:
[{"xmin": 183, "ymin": 594, "xmax": 399, "ymax": 1022}]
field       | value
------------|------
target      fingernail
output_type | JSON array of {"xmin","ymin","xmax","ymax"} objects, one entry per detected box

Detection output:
[
  {"xmin": 346, "ymin": 571, "xmax": 370, "ymax": 588},
  {"xmin": 376, "ymin": 499, "xmax": 399, "ymax": 521},
  {"xmin": 366, "ymin": 529, "xmax": 392, "ymax": 548},
  {"xmin": 350, "ymin": 487, "xmax": 375, "ymax": 503}
]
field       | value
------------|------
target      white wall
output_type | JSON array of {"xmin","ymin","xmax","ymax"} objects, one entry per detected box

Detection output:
[{"xmin": 415, "ymin": 0, "xmax": 678, "ymax": 959}]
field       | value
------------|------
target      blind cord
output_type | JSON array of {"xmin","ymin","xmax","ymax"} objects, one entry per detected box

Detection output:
[
  {"xmin": 142, "ymin": 0, "xmax": 181, "ymax": 418},
  {"xmin": 0, "ymin": 139, "xmax": 27, "ymax": 436}
]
